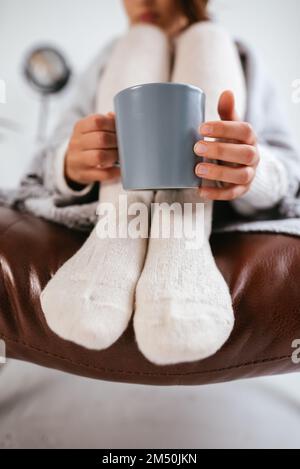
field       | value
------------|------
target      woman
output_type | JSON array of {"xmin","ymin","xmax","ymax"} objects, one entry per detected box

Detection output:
[{"xmin": 3, "ymin": 0, "xmax": 300, "ymax": 365}]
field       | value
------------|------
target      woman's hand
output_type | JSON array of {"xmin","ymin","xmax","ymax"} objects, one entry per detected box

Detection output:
[
  {"xmin": 65, "ymin": 112, "xmax": 121, "ymax": 188},
  {"xmin": 194, "ymin": 90, "xmax": 260, "ymax": 200}
]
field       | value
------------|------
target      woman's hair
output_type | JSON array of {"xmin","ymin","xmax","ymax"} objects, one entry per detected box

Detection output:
[{"xmin": 178, "ymin": 0, "xmax": 210, "ymax": 23}]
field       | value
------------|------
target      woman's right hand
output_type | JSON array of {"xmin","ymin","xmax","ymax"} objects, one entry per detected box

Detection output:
[{"xmin": 65, "ymin": 113, "xmax": 121, "ymax": 188}]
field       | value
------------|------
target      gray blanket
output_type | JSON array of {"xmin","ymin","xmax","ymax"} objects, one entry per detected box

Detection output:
[{"xmin": 1, "ymin": 37, "xmax": 300, "ymax": 236}]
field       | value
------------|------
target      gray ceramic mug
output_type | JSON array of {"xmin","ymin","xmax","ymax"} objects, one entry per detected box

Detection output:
[{"xmin": 114, "ymin": 82, "xmax": 205, "ymax": 190}]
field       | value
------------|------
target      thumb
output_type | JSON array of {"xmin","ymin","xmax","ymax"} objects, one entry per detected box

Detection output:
[{"xmin": 218, "ymin": 90, "xmax": 240, "ymax": 121}]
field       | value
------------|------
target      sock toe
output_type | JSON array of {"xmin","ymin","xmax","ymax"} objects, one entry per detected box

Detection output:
[
  {"xmin": 41, "ymin": 281, "xmax": 132, "ymax": 349},
  {"xmin": 134, "ymin": 299, "xmax": 234, "ymax": 365},
  {"xmin": 70, "ymin": 302, "xmax": 132, "ymax": 350}
]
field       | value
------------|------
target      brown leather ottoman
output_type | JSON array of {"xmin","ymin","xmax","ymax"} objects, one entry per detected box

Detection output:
[{"xmin": 0, "ymin": 206, "xmax": 299, "ymax": 385}]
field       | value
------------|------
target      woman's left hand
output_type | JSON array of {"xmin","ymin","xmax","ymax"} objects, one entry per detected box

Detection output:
[{"xmin": 194, "ymin": 90, "xmax": 260, "ymax": 200}]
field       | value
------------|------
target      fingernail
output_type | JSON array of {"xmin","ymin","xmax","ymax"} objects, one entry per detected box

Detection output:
[
  {"xmin": 98, "ymin": 162, "xmax": 110, "ymax": 169},
  {"xmin": 201, "ymin": 124, "xmax": 213, "ymax": 135},
  {"xmin": 194, "ymin": 142, "xmax": 208, "ymax": 155},
  {"xmin": 196, "ymin": 164, "xmax": 208, "ymax": 176}
]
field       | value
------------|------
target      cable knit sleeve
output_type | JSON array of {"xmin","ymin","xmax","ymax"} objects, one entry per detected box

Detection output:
[
  {"xmin": 41, "ymin": 39, "xmax": 117, "ymax": 198},
  {"xmin": 231, "ymin": 143, "xmax": 289, "ymax": 216},
  {"xmin": 230, "ymin": 40, "xmax": 300, "ymax": 218}
]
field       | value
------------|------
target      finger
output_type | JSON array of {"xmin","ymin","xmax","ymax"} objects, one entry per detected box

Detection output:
[
  {"xmin": 198, "ymin": 183, "xmax": 248, "ymax": 201},
  {"xmin": 194, "ymin": 141, "xmax": 259, "ymax": 166},
  {"xmin": 84, "ymin": 166, "xmax": 121, "ymax": 182},
  {"xmin": 80, "ymin": 131, "xmax": 118, "ymax": 150},
  {"xmin": 78, "ymin": 166, "xmax": 121, "ymax": 184},
  {"xmin": 195, "ymin": 162, "xmax": 255, "ymax": 185},
  {"xmin": 200, "ymin": 121, "xmax": 256, "ymax": 145},
  {"xmin": 105, "ymin": 112, "xmax": 116, "ymax": 127},
  {"xmin": 81, "ymin": 149, "xmax": 119, "ymax": 168},
  {"xmin": 218, "ymin": 90, "xmax": 240, "ymax": 121},
  {"xmin": 76, "ymin": 114, "xmax": 116, "ymax": 134}
]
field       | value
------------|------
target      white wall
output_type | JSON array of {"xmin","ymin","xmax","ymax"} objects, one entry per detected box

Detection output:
[{"xmin": 0, "ymin": 0, "xmax": 299, "ymax": 187}]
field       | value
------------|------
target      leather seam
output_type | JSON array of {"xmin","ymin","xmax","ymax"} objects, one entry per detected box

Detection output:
[
  {"xmin": 0, "ymin": 217, "xmax": 27, "ymax": 241},
  {"xmin": 0, "ymin": 333, "xmax": 294, "ymax": 377}
]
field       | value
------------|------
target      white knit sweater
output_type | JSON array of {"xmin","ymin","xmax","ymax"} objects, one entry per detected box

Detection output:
[{"xmin": 53, "ymin": 131, "xmax": 289, "ymax": 217}]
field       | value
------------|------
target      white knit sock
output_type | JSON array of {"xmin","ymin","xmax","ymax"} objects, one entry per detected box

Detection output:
[
  {"xmin": 134, "ymin": 22, "xmax": 246, "ymax": 365},
  {"xmin": 41, "ymin": 24, "xmax": 170, "ymax": 349},
  {"xmin": 173, "ymin": 21, "xmax": 247, "ymax": 193},
  {"xmin": 134, "ymin": 189, "xmax": 234, "ymax": 364}
]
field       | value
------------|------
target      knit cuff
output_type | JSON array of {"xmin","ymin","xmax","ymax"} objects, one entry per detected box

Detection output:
[
  {"xmin": 54, "ymin": 140, "xmax": 94, "ymax": 197},
  {"xmin": 232, "ymin": 143, "xmax": 289, "ymax": 216}
]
